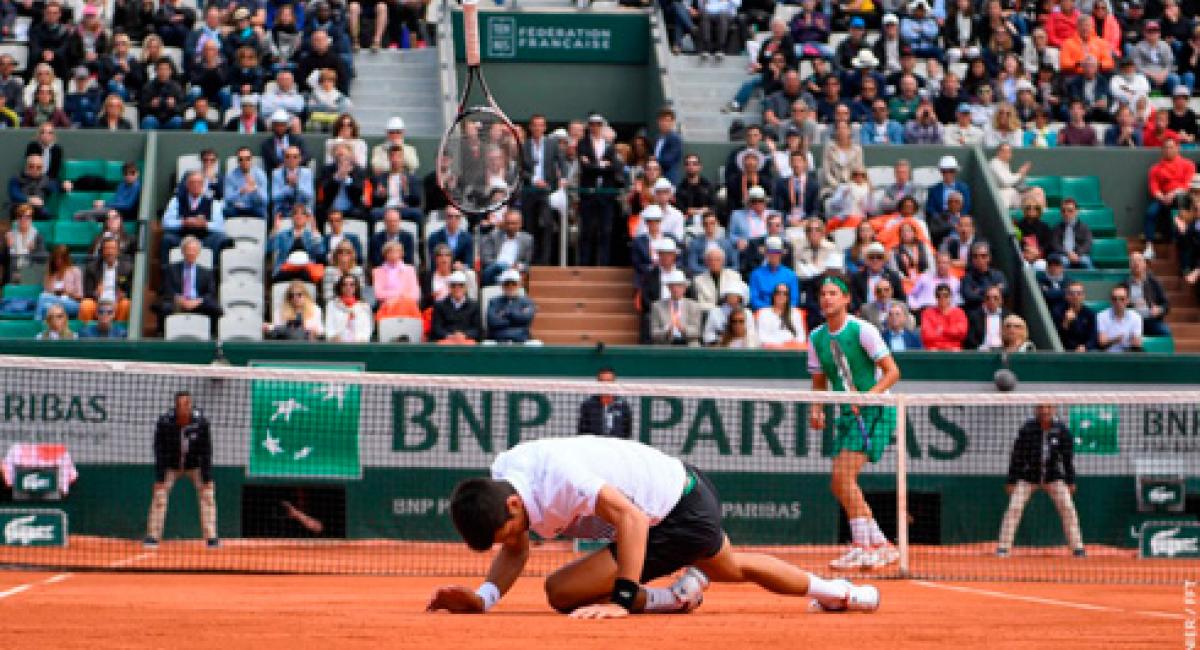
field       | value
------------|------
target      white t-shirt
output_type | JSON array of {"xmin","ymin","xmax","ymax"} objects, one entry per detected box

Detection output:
[
  {"xmin": 490, "ymin": 436, "xmax": 687, "ymax": 540},
  {"xmin": 1096, "ymin": 308, "xmax": 1143, "ymax": 353}
]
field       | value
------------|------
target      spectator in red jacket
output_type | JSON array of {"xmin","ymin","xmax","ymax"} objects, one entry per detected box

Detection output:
[
  {"xmin": 920, "ymin": 283, "xmax": 969, "ymax": 350},
  {"xmin": 1145, "ymin": 138, "xmax": 1196, "ymax": 259},
  {"xmin": 1044, "ymin": 0, "xmax": 1082, "ymax": 49}
]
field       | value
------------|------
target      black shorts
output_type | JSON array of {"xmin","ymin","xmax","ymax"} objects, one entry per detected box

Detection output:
[{"xmin": 608, "ymin": 464, "xmax": 725, "ymax": 582}]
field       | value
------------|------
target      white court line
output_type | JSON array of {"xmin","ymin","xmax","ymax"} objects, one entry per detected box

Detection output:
[
  {"xmin": 0, "ymin": 551, "xmax": 149, "ymax": 603},
  {"xmin": 107, "ymin": 552, "xmax": 153, "ymax": 569},
  {"xmin": 0, "ymin": 584, "xmax": 31, "ymax": 600},
  {"xmin": 911, "ymin": 580, "xmax": 1185, "ymax": 620}
]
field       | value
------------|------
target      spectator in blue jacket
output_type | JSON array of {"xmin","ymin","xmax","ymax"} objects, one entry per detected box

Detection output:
[
  {"xmin": 925, "ymin": 155, "xmax": 972, "ymax": 225},
  {"xmin": 860, "ymin": 97, "xmax": 905, "ymax": 145},
  {"xmin": 881, "ymin": 302, "xmax": 923, "ymax": 351},
  {"xmin": 270, "ymin": 145, "xmax": 315, "ymax": 219},
  {"xmin": 486, "ymin": 268, "xmax": 537, "ymax": 343},
  {"xmin": 900, "ymin": 0, "xmax": 943, "ymax": 61},
  {"xmin": 427, "ymin": 207, "xmax": 475, "ymax": 270},
  {"xmin": 652, "ymin": 108, "xmax": 683, "ymax": 186},
  {"xmin": 748, "ymin": 236, "xmax": 799, "ymax": 310},
  {"xmin": 223, "ymin": 146, "xmax": 270, "ymax": 219},
  {"xmin": 107, "ymin": 163, "xmax": 142, "ymax": 220},
  {"xmin": 266, "ymin": 204, "xmax": 326, "ymax": 279}
]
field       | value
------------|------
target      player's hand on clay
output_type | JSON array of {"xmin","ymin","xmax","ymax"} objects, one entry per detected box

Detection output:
[
  {"xmin": 568, "ymin": 604, "xmax": 629, "ymax": 620},
  {"xmin": 426, "ymin": 586, "xmax": 485, "ymax": 613}
]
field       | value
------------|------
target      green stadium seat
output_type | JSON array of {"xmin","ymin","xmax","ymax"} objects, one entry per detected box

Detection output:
[
  {"xmin": 1060, "ymin": 176, "xmax": 1103, "ymax": 207},
  {"xmin": 2, "ymin": 284, "xmax": 41, "ymax": 300},
  {"xmin": 1070, "ymin": 269, "xmax": 1126, "ymax": 283},
  {"xmin": 1009, "ymin": 207, "xmax": 1060, "ymax": 228},
  {"xmin": 1143, "ymin": 336, "xmax": 1175, "ymax": 354},
  {"xmin": 1025, "ymin": 176, "xmax": 1062, "ymax": 206},
  {"xmin": 32, "ymin": 221, "xmax": 54, "ymax": 240},
  {"xmin": 103, "ymin": 160, "xmax": 126, "ymax": 184},
  {"xmin": 123, "ymin": 221, "xmax": 139, "ymax": 236},
  {"xmin": 1091, "ymin": 238, "xmax": 1131, "ymax": 269},
  {"xmin": 50, "ymin": 221, "xmax": 101, "ymax": 251},
  {"xmin": 1085, "ymin": 299, "xmax": 1109, "ymax": 314},
  {"xmin": 1077, "ymin": 207, "xmax": 1116, "ymax": 237},
  {"xmin": 56, "ymin": 191, "xmax": 104, "ymax": 220},
  {"xmin": 61, "ymin": 159, "xmax": 106, "ymax": 182},
  {"xmin": 0, "ymin": 320, "xmax": 44, "ymax": 339}
]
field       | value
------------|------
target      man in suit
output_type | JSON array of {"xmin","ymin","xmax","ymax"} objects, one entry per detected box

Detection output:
[
  {"xmin": 740, "ymin": 213, "xmax": 794, "ymax": 278},
  {"xmin": 858, "ymin": 276, "xmax": 914, "ymax": 331},
  {"xmin": 1064, "ymin": 55, "xmax": 1113, "ymax": 123},
  {"xmin": 261, "ymin": 111, "xmax": 311, "ymax": 171},
  {"xmin": 317, "ymin": 142, "xmax": 369, "ymax": 223},
  {"xmin": 431, "ymin": 271, "xmax": 481, "ymax": 343},
  {"xmin": 521, "ymin": 114, "xmax": 563, "ymax": 265},
  {"xmin": 80, "ymin": 236, "xmax": 134, "ymax": 322},
  {"xmin": 649, "ymin": 270, "xmax": 703, "ymax": 346},
  {"xmin": 924, "ymin": 155, "xmax": 972, "ymax": 229},
  {"xmin": 368, "ymin": 207, "xmax": 417, "ymax": 268},
  {"xmin": 270, "ymin": 145, "xmax": 315, "ymax": 220},
  {"xmin": 1048, "ymin": 197, "xmax": 1095, "ymax": 269},
  {"xmin": 683, "ymin": 209, "xmax": 737, "ymax": 276},
  {"xmin": 25, "ymin": 123, "xmax": 64, "ymax": 180},
  {"xmin": 652, "ymin": 107, "xmax": 683, "ymax": 185},
  {"xmin": 960, "ymin": 241, "xmax": 1009, "ymax": 312},
  {"xmin": 161, "ymin": 171, "xmax": 225, "ymax": 264},
  {"xmin": 157, "ymin": 236, "xmax": 223, "ymax": 321},
  {"xmin": 480, "ymin": 208, "xmax": 534, "ymax": 287},
  {"xmin": 370, "ymin": 144, "xmax": 422, "ymax": 225},
  {"xmin": 577, "ymin": 114, "xmax": 624, "ymax": 266},
  {"xmin": 691, "ymin": 245, "xmax": 742, "ymax": 311},
  {"xmin": 1054, "ymin": 280, "xmax": 1098, "ymax": 351},
  {"xmin": 964, "ymin": 285, "xmax": 1011, "ymax": 350},
  {"xmin": 576, "ymin": 368, "xmax": 633, "ymax": 438},
  {"xmin": 771, "ymin": 151, "xmax": 820, "ymax": 225},
  {"xmin": 323, "ymin": 210, "xmax": 363, "ymax": 264},
  {"xmin": 851, "ymin": 242, "xmax": 907, "ymax": 312},
  {"xmin": 426, "ymin": 206, "xmax": 474, "ymax": 269},
  {"xmin": 224, "ymin": 95, "xmax": 267, "ymax": 133}
]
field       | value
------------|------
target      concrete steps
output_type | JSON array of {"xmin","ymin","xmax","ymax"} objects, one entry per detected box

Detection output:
[
  {"xmin": 667, "ymin": 53, "xmax": 760, "ymax": 144},
  {"xmin": 528, "ymin": 266, "xmax": 639, "ymax": 346},
  {"xmin": 349, "ymin": 48, "xmax": 443, "ymax": 137},
  {"xmin": 1130, "ymin": 238, "xmax": 1200, "ymax": 352}
]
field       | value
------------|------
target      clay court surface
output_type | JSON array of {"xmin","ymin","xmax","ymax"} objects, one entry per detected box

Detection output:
[{"xmin": 0, "ymin": 568, "xmax": 1187, "ymax": 649}]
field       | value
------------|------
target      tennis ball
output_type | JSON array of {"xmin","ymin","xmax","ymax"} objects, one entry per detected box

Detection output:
[{"xmin": 993, "ymin": 369, "xmax": 1018, "ymax": 392}]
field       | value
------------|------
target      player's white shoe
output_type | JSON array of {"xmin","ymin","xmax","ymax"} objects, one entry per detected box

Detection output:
[
  {"xmin": 669, "ymin": 567, "xmax": 710, "ymax": 613},
  {"xmin": 829, "ymin": 545, "xmax": 868, "ymax": 570},
  {"xmin": 862, "ymin": 544, "xmax": 900, "ymax": 570},
  {"xmin": 808, "ymin": 579, "xmax": 881, "ymax": 613}
]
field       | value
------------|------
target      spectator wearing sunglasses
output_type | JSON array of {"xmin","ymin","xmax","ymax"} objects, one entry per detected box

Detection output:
[{"xmin": 80, "ymin": 300, "xmax": 128, "ymax": 339}]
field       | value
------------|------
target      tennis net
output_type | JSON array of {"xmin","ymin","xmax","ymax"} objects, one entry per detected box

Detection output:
[{"xmin": 0, "ymin": 355, "xmax": 1195, "ymax": 583}]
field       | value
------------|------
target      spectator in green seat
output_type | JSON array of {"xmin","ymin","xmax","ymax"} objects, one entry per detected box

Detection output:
[
  {"xmin": 1124, "ymin": 251, "xmax": 1171, "ymax": 337},
  {"xmin": 80, "ymin": 300, "xmax": 128, "ymax": 339},
  {"xmin": 1048, "ymin": 198, "xmax": 1094, "ymax": 270},
  {"xmin": 24, "ymin": 123, "xmax": 62, "ymax": 180},
  {"xmin": 6, "ymin": 204, "xmax": 46, "ymax": 282},
  {"xmin": 9, "ymin": 153, "xmax": 63, "ymax": 220},
  {"xmin": 36, "ymin": 304, "xmax": 76, "ymax": 340},
  {"xmin": 34, "ymin": 245, "xmax": 82, "ymax": 320},
  {"xmin": 107, "ymin": 163, "xmax": 142, "ymax": 221}
]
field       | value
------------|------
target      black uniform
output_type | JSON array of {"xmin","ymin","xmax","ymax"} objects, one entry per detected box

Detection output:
[
  {"xmin": 1006, "ymin": 418, "xmax": 1076, "ymax": 486},
  {"xmin": 153, "ymin": 407, "xmax": 213, "ymax": 483},
  {"xmin": 577, "ymin": 395, "xmax": 634, "ymax": 438}
]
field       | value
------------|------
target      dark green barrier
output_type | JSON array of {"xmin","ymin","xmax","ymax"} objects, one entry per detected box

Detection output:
[
  {"xmin": 0, "ymin": 340, "xmax": 215, "ymax": 363},
  {"xmin": 452, "ymin": 10, "xmax": 650, "ymax": 64}
]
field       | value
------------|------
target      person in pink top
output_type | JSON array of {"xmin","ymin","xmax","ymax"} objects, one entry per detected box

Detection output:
[
  {"xmin": 920, "ymin": 283, "xmax": 969, "ymax": 350},
  {"xmin": 1145, "ymin": 137, "xmax": 1197, "ymax": 259},
  {"xmin": 1043, "ymin": 0, "xmax": 1081, "ymax": 48},
  {"xmin": 372, "ymin": 241, "xmax": 421, "ymax": 320}
]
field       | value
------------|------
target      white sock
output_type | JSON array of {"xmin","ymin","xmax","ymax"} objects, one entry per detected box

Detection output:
[
  {"xmin": 642, "ymin": 586, "xmax": 683, "ymax": 613},
  {"xmin": 849, "ymin": 517, "xmax": 872, "ymax": 547},
  {"xmin": 806, "ymin": 575, "xmax": 849, "ymax": 601},
  {"xmin": 869, "ymin": 519, "xmax": 889, "ymax": 547}
]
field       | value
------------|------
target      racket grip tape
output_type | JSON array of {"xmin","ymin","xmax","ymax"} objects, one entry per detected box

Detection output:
[{"xmin": 463, "ymin": 0, "xmax": 481, "ymax": 67}]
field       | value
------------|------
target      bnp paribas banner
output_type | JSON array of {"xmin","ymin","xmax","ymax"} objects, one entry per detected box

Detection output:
[{"xmin": 0, "ymin": 367, "xmax": 1195, "ymax": 477}]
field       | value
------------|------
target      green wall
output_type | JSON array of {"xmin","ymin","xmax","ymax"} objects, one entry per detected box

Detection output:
[{"xmin": 454, "ymin": 63, "xmax": 651, "ymax": 126}]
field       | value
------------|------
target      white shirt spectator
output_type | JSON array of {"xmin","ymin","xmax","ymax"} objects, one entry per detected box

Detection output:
[
  {"xmin": 1109, "ymin": 72, "xmax": 1151, "ymax": 111},
  {"xmin": 639, "ymin": 204, "xmax": 686, "ymax": 242},
  {"xmin": 1096, "ymin": 307, "xmax": 1143, "ymax": 352},
  {"xmin": 755, "ymin": 307, "xmax": 807, "ymax": 347}
]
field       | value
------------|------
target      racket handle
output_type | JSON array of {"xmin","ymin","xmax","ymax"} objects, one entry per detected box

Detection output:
[{"xmin": 463, "ymin": 0, "xmax": 481, "ymax": 67}]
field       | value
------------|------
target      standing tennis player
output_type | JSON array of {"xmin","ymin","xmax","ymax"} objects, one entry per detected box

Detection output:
[
  {"xmin": 807, "ymin": 272, "xmax": 902, "ymax": 570},
  {"xmin": 427, "ymin": 436, "xmax": 879, "ymax": 618}
]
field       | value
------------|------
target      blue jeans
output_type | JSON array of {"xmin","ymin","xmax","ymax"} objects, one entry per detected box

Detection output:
[
  {"xmin": 482, "ymin": 261, "xmax": 511, "ymax": 286},
  {"xmin": 1184, "ymin": 72, "xmax": 1197, "ymax": 93},
  {"xmin": 1144, "ymin": 317, "xmax": 1171, "ymax": 336},
  {"xmin": 141, "ymin": 115, "xmax": 183, "ymax": 130},
  {"xmin": 186, "ymin": 86, "xmax": 233, "ymax": 110},
  {"xmin": 1145, "ymin": 200, "xmax": 1173, "ymax": 242},
  {"xmin": 1151, "ymin": 72, "xmax": 1183, "ymax": 95},
  {"xmin": 1067, "ymin": 254, "xmax": 1095, "ymax": 270},
  {"xmin": 35, "ymin": 294, "xmax": 80, "ymax": 321},
  {"xmin": 733, "ymin": 76, "xmax": 761, "ymax": 106}
]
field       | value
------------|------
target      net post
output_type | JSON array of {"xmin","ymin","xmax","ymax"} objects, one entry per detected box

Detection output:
[
  {"xmin": 463, "ymin": 0, "xmax": 480, "ymax": 67},
  {"xmin": 895, "ymin": 394, "xmax": 910, "ymax": 578}
]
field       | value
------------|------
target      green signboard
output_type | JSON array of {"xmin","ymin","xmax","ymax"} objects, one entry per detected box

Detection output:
[
  {"xmin": 248, "ymin": 367, "xmax": 363, "ymax": 479},
  {"xmin": 452, "ymin": 11, "xmax": 649, "ymax": 64},
  {"xmin": 1070, "ymin": 404, "xmax": 1119, "ymax": 454},
  {"xmin": 0, "ymin": 509, "xmax": 67, "ymax": 547},
  {"xmin": 1139, "ymin": 521, "xmax": 1200, "ymax": 559},
  {"xmin": 15, "ymin": 468, "xmax": 57, "ymax": 495}
]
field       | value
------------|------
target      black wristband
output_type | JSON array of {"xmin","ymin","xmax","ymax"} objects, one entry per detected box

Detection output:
[{"xmin": 611, "ymin": 578, "xmax": 639, "ymax": 611}]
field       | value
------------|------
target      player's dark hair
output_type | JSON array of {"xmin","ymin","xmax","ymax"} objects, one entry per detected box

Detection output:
[
  {"xmin": 450, "ymin": 478, "xmax": 516, "ymax": 552},
  {"xmin": 174, "ymin": 391, "xmax": 191, "ymax": 400}
]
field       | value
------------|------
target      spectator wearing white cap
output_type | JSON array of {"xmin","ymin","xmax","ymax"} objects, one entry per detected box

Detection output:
[
  {"xmin": 703, "ymin": 280, "xmax": 757, "ymax": 347},
  {"xmin": 487, "ymin": 268, "xmax": 537, "ymax": 343},
  {"xmin": 637, "ymin": 237, "xmax": 684, "ymax": 318},
  {"xmin": 850, "ymin": 241, "xmax": 907, "ymax": 311},
  {"xmin": 925, "ymin": 155, "xmax": 971, "ymax": 228},
  {"xmin": 692, "ymin": 244, "xmax": 743, "ymax": 311},
  {"xmin": 726, "ymin": 145, "xmax": 775, "ymax": 215},
  {"xmin": 730, "ymin": 185, "xmax": 779, "ymax": 255},
  {"xmin": 261, "ymin": 72, "xmax": 305, "ymax": 122},
  {"xmin": 636, "ymin": 178, "xmax": 686, "ymax": 242},
  {"xmin": 431, "ymin": 271, "xmax": 481, "ymax": 344},
  {"xmin": 943, "ymin": 102, "xmax": 985, "ymax": 146},
  {"xmin": 740, "ymin": 206, "xmax": 794, "ymax": 277},
  {"xmin": 873, "ymin": 14, "xmax": 906, "ymax": 75},
  {"xmin": 748, "ymin": 235, "xmax": 800, "ymax": 310},
  {"xmin": 632, "ymin": 203, "xmax": 676, "ymax": 286},
  {"xmin": 371, "ymin": 117, "xmax": 420, "ymax": 176},
  {"xmin": 649, "ymin": 270, "xmax": 703, "ymax": 346},
  {"xmin": 262, "ymin": 109, "xmax": 311, "ymax": 171}
]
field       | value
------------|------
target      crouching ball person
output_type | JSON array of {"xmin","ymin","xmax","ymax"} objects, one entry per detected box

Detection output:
[
  {"xmin": 144, "ymin": 391, "xmax": 219, "ymax": 549},
  {"xmin": 427, "ymin": 436, "xmax": 879, "ymax": 618},
  {"xmin": 997, "ymin": 404, "xmax": 1085, "ymax": 558}
]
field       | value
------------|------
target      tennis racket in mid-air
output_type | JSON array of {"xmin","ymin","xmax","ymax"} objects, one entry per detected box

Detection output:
[
  {"xmin": 829, "ymin": 338, "xmax": 870, "ymax": 450},
  {"xmin": 437, "ymin": 0, "xmax": 523, "ymax": 217}
]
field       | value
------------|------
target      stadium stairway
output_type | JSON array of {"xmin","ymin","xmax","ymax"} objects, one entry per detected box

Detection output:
[
  {"xmin": 1142, "ymin": 240, "xmax": 1200, "ymax": 353},
  {"xmin": 528, "ymin": 266, "xmax": 639, "ymax": 345},
  {"xmin": 668, "ymin": 54, "xmax": 761, "ymax": 144},
  {"xmin": 349, "ymin": 48, "xmax": 443, "ymax": 137}
]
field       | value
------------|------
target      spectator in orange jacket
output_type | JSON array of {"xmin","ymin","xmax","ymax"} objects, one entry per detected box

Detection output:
[
  {"xmin": 1091, "ymin": 0, "xmax": 1121, "ymax": 53},
  {"xmin": 920, "ymin": 283, "xmax": 969, "ymax": 350},
  {"xmin": 1144, "ymin": 138, "xmax": 1196, "ymax": 259},
  {"xmin": 1043, "ymin": 0, "xmax": 1081, "ymax": 48},
  {"xmin": 1058, "ymin": 15, "xmax": 1115, "ymax": 74}
]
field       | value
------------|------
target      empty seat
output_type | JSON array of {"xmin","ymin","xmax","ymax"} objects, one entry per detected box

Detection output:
[
  {"xmin": 867, "ymin": 166, "xmax": 894, "ymax": 187},
  {"xmin": 168, "ymin": 246, "xmax": 214, "ymax": 267},
  {"xmin": 61, "ymin": 160, "xmax": 107, "ymax": 182},
  {"xmin": 911, "ymin": 166, "xmax": 941, "ymax": 188},
  {"xmin": 51, "ymin": 221, "xmax": 102, "ymax": 251},
  {"xmin": 218, "ymin": 309, "xmax": 264, "ymax": 342},
  {"xmin": 220, "ymin": 247, "xmax": 263, "ymax": 282},
  {"xmin": 225, "ymin": 217, "xmax": 267, "ymax": 247},
  {"xmin": 1143, "ymin": 336, "xmax": 1175, "ymax": 354},
  {"xmin": 1077, "ymin": 207, "xmax": 1116, "ymax": 236},
  {"xmin": 377, "ymin": 317, "xmax": 424, "ymax": 343},
  {"xmin": 1090, "ymin": 238, "xmax": 1130, "ymax": 269},
  {"xmin": 163, "ymin": 314, "xmax": 212, "ymax": 341},
  {"xmin": 220, "ymin": 279, "xmax": 264, "ymax": 314},
  {"xmin": 1060, "ymin": 176, "xmax": 1103, "ymax": 208},
  {"xmin": 176, "ymin": 154, "xmax": 202, "ymax": 177},
  {"xmin": 0, "ymin": 319, "xmax": 44, "ymax": 339}
]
